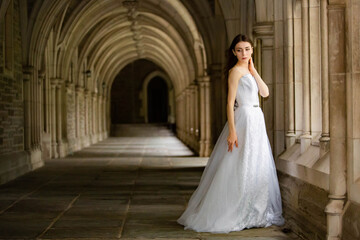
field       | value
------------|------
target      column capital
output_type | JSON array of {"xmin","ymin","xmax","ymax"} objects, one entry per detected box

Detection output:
[
  {"xmin": 75, "ymin": 85, "xmax": 84, "ymax": 93},
  {"xmin": 65, "ymin": 82, "xmax": 73, "ymax": 94},
  {"xmin": 197, "ymin": 75, "xmax": 210, "ymax": 83},
  {"xmin": 56, "ymin": 81, "xmax": 62, "ymax": 89},
  {"xmin": 23, "ymin": 65, "xmax": 34, "ymax": 74},
  {"xmin": 253, "ymin": 23, "xmax": 274, "ymax": 37},
  {"xmin": 328, "ymin": 0, "xmax": 345, "ymax": 5},
  {"xmin": 23, "ymin": 66, "xmax": 34, "ymax": 82},
  {"xmin": 38, "ymin": 70, "xmax": 45, "ymax": 80},
  {"xmin": 50, "ymin": 78, "xmax": 59, "ymax": 87},
  {"xmin": 66, "ymin": 81, "xmax": 74, "ymax": 89},
  {"xmin": 84, "ymin": 89, "xmax": 91, "ymax": 96}
]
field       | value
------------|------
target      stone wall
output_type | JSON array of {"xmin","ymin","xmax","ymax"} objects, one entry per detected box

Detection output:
[
  {"xmin": 278, "ymin": 171, "xmax": 328, "ymax": 240},
  {"xmin": 343, "ymin": 201, "xmax": 360, "ymax": 240},
  {"xmin": 0, "ymin": 0, "xmax": 31, "ymax": 184}
]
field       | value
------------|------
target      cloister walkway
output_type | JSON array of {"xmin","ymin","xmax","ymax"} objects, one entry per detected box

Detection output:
[{"xmin": 0, "ymin": 125, "xmax": 300, "ymax": 239}]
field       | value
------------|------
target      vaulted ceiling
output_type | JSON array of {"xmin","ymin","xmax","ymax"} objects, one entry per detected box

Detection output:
[{"xmin": 24, "ymin": 0, "xmax": 218, "ymax": 95}]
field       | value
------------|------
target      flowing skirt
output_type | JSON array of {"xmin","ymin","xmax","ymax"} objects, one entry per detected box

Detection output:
[{"xmin": 177, "ymin": 106, "xmax": 285, "ymax": 233}]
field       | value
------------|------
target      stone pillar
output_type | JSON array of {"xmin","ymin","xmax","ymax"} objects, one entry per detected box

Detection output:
[
  {"xmin": 30, "ymin": 72, "xmax": 35, "ymax": 150},
  {"xmin": 185, "ymin": 88, "xmax": 191, "ymax": 144},
  {"xmin": 189, "ymin": 85, "xmax": 195, "ymax": 148},
  {"xmin": 319, "ymin": 0, "xmax": 330, "ymax": 157},
  {"xmin": 75, "ymin": 86, "xmax": 83, "ymax": 149},
  {"xmin": 84, "ymin": 89, "xmax": 89, "ymax": 139},
  {"xmin": 204, "ymin": 77, "xmax": 212, "ymax": 156},
  {"xmin": 92, "ymin": 92, "xmax": 97, "ymax": 143},
  {"xmin": 39, "ymin": 72, "xmax": 51, "ymax": 160},
  {"xmin": 56, "ymin": 81, "xmax": 64, "ymax": 157},
  {"xmin": 35, "ymin": 71, "xmax": 41, "ymax": 150},
  {"xmin": 300, "ymin": 0, "xmax": 312, "ymax": 153},
  {"xmin": 284, "ymin": 0, "xmax": 296, "ymax": 148},
  {"xmin": 42, "ymin": 74, "xmax": 50, "ymax": 134},
  {"xmin": 253, "ymin": 23, "xmax": 275, "ymax": 150},
  {"xmin": 325, "ymin": 3, "xmax": 346, "ymax": 240},
  {"xmin": 199, "ymin": 78, "xmax": 206, "ymax": 157},
  {"xmin": 176, "ymin": 94, "xmax": 184, "ymax": 141},
  {"xmin": 194, "ymin": 83, "xmax": 199, "ymax": 145},
  {"xmin": 50, "ymin": 78, "xmax": 58, "ymax": 158},
  {"xmin": 102, "ymin": 95, "xmax": 107, "ymax": 138},
  {"xmin": 191, "ymin": 84, "xmax": 197, "ymax": 149},
  {"xmin": 98, "ymin": 94, "xmax": 102, "ymax": 141},
  {"xmin": 23, "ymin": 67, "xmax": 32, "ymax": 151},
  {"xmin": 309, "ymin": 0, "xmax": 322, "ymax": 140},
  {"xmin": 198, "ymin": 76, "xmax": 211, "ymax": 157}
]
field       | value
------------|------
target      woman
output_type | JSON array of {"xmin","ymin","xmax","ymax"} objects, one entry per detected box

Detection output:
[{"xmin": 177, "ymin": 34, "xmax": 285, "ymax": 233}]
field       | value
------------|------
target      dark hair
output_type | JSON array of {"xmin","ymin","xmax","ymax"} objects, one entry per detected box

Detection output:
[{"xmin": 224, "ymin": 34, "xmax": 253, "ymax": 80}]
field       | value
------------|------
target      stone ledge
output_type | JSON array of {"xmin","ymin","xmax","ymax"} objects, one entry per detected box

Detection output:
[{"xmin": 277, "ymin": 143, "xmax": 329, "ymax": 191}]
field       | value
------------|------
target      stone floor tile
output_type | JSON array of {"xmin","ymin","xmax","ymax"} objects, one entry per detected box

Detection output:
[
  {"xmin": 0, "ymin": 131, "xmax": 301, "ymax": 239},
  {"xmin": 42, "ymin": 227, "xmax": 121, "ymax": 239}
]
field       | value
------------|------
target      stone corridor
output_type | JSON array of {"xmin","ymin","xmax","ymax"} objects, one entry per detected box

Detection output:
[{"xmin": 0, "ymin": 127, "xmax": 300, "ymax": 239}]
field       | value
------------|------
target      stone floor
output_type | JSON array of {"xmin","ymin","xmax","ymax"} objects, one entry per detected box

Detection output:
[{"xmin": 0, "ymin": 128, "xmax": 301, "ymax": 239}]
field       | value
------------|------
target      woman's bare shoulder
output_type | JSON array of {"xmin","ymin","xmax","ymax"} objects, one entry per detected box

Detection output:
[{"xmin": 229, "ymin": 66, "xmax": 247, "ymax": 80}]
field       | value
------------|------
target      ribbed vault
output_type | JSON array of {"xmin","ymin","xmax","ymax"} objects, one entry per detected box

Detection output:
[{"xmin": 28, "ymin": 0, "xmax": 207, "ymax": 97}]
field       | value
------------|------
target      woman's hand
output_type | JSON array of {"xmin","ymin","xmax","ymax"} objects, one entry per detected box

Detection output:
[
  {"xmin": 248, "ymin": 57, "xmax": 256, "ymax": 75},
  {"xmin": 227, "ymin": 131, "xmax": 238, "ymax": 152}
]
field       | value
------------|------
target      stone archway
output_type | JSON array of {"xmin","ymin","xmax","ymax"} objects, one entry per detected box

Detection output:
[{"xmin": 141, "ymin": 71, "xmax": 174, "ymax": 125}]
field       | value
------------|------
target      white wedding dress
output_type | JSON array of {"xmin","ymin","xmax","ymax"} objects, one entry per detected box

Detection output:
[{"xmin": 177, "ymin": 73, "xmax": 285, "ymax": 233}]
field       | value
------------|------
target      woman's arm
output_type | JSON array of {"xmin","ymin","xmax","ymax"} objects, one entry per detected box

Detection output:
[
  {"xmin": 226, "ymin": 69, "xmax": 241, "ymax": 152},
  {"xmin": 249, "ymin": 58, "xmax": 269, "ymax": 97}
]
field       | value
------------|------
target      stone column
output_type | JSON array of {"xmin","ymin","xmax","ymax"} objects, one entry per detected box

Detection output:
[
  {"xmin": 50, "ymin": 78, "xmax": 58, "ymax": 158},
  {"xmin": 253, "ymin": 23, "xmax": 275, "ymax": 149},
  {"xmin": 185, "ymin": 88, "xmax": 191, "ymax": 144},
  {"xmin": 189, "ymin": 85, "xmax": 195, "ymax": 148},
  {"xmin": 102, "ymin": 95, "xmax": 107, "ymax": 138},
  {"xmin": 198, "ymin": 78, "xmax": 206, "ymax": 156},
  {"xmin": 35, "ymin": 72, "xmax": 41, "ymax": 150},
  {"xmin": 30, "ymin": 72, "xmax": 35, "ymax": 150},
  {"xmin": 56, "ymin": 81, "xmax": 64, "ymax": 157},
  {"xmin": 178, "ymin": 92, "xmax": 183, "ymax": 141},
  {"xmin": 84, "ymin": 89, "xmax": 89, "ymax": 139},
  {"xmin": 325, "ymin": 3, "xmax": 346, "ymax": 240},
  {"xmin": 92, "ymin": 92, "xmax": 97, "ymax": 143},
  {"xmin": 39, "ymin": 72, "xmax": 50, "ymax": 159},
  {"xmin": 194, "ymin": 83, "xmax": 199, "ymax": 144},
  {"xmin": 300, "ymin": 0, "xmax": 312, "ymax": 153},
  {"xmin": 205, "ymin": 77, "xmax": 212, "ymax": 156},
  {"xmin": 198, "ymin": 76, "xmax": 211, "ymax": 157},
  {"xmin": 38, "ymin": 72, "xmax": 45, "ymax": 134},
  {"xmin": 98, "ymin": 94, "xmax": 102, "ymax": 141},
  {"xmin": 22, "ymin": 67, "xmax": 32, "ymax": 151},
  {"xmin": 191, "ymin": 84, "xmax": 197, "ymax": 149},
  {"xmin": 319, "ymin": 0, "xmax": 330, "ymax": 157},
  {"xmin": 75, "ymin": 86, "xmax": 82, "ymax": 149},
  {"xmin": 309, "ymin": 0, "xmax": 322, "ymax": 140},
  {"xmin": 284, "ymin": 0, "xmax": 296, "ymax": 147},
  {"xmin": 176, "ymin": 94, "xmax": 183, "ymax": 141}
]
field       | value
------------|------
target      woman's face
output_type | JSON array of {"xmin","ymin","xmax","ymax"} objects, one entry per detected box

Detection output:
[{"xmin": 232, "ymin": 41, "xmax": 253, "ymax": 63}]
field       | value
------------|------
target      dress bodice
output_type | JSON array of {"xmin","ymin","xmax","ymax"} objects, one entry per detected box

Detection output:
[{"xmin": 235, "ymin": 73, "xmax": 259, "ymax": 109}]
